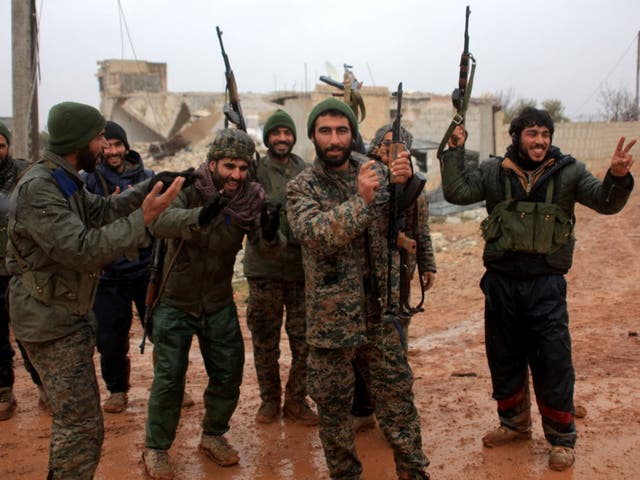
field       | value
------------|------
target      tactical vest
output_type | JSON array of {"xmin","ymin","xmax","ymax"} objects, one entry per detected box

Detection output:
[{"xmin": 480, "ymin": 176, "xmax": 574, "ymax": 255}]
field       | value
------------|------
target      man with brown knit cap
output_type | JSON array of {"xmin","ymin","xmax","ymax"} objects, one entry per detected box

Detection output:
[
  {"xmin": 243, "ymin": 109, "xmax": 317, "ymax": 426},
  {"xmin": 6, "ymin": 101, "xmax": 184, "ymax": 480}
]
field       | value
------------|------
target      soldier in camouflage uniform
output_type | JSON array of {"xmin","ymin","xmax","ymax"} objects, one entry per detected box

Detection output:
[
  {"xmin": 142, "ymin": 129, "xmax": 281, "ymax": 480},
  {"xmin": 0, "ymin": 121, "xmax": 48, "ymax": 420},
  {"xmin": 368, "ymin": 124, "xmax": 437, "ymax": 341},
  {"xmin": 6, "ymin": 102, "xmax": 184, "ymax": 480},
  {"xmin": 287, "ymin": 97, "xmax": 430, "ymax": 480},
  {"xmin": 243, "ymin": 109, "xmax": 317, "ymax": 426}
]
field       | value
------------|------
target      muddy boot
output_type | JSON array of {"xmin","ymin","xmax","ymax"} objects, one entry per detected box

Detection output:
[
  {"xmin": 482, "ymin": 425, "xmax": 532, "ymax": 448},
  {"xmin": 283, "ymin": 398, "xmax": 319, "ymax": 426},
  {"xmin": 398, "ymin": 470, "xmax": 430, "ymax": 480},
  {"xmin": 142, "ymin": 448, "xmax": 173, "ymax": 480},
  {"xmin": 103, "ymin": 391, "xmax": 128, "ymax": 413},
  {"xmin": 548, "ymin": 446, "xmax": 575, "ymax": 471},
  {"xmin": 182, "ymin": 391, "xmax": 195, "ymax": 408},
  {"xmin": 352, "ymin": 414, "xmax": 376, "ymax": 433},
  {"xmin": 37, "ymin": 385, "xmax": 52, "ymax": 416},
  {"xmin": 0, "ymin": 387, "xmax": 17, "ymax": 421},
  {"xmin": 255, "ymin": 400, "xmax": 281, "ymax": 424},
  {"xmin": 199, "ymin": 433, "xmax": 239, "ymax": 466}
]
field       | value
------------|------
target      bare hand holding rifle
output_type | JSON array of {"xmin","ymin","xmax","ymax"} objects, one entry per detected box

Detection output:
[{"xmin": 438, "ymin": 5, "xmax": 476, "ymax": 159}]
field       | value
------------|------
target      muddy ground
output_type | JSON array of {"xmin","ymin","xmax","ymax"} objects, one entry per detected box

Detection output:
[{"xmin": 1, "ymin": 163, "xmax": 639, "ymax": 480}]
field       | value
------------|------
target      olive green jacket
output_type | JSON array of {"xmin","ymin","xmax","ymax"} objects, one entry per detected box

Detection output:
[
  {"xmin": 7, "ymin": 151, "xmax": 151, "ymax": 342},
  {"xmin": 243, "ymin": 152, "xmax": 306, "ymax": 281},
  {"xmin": 440, "ymin": 146, "xmax": 633, "ymax": 273},
  {"xmin": 149, "ymin": 182, "xmax": 277, "ymax": 317}
]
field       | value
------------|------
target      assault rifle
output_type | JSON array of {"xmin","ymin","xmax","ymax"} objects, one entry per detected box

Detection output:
[
  {"xmin": 216, "ymin": 26, "xmax": 247, "ymax": 132},
  {"xmin": 319, "ymin": 64, "xmax": 366, "ymax": 123},
  {"xmin": 140, "ymin": 239, "xmax": 166, "ymax": 354},
  {"xmin": 437, "ymin": 5, "xmax": 476, "ymax": 159},
  {"xmin": 385, "ymin": 83, "xmax": 426, "ymax": 325}
]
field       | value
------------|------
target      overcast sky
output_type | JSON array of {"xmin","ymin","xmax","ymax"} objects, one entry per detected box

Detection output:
[{"xmin": 1, "ymin": 0, "xmax": 639, "ymax": 129}]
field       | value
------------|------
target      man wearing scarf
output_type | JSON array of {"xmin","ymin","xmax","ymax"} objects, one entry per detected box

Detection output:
[
  {"xmin": 440, "ymin": 107, "xmax": 635, "ymax": 471},
  {"xmin": 142, "ymin": 128, "xmax": 280, "ymax": 480}
]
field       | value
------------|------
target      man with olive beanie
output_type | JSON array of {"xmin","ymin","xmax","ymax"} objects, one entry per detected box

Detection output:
[
  {"xmin": 287, "ymin": 97, "xmax": 430, "ymax": 480},
  {"xmin": 243, "ymin": 109, "xmax": 317, "ymax": 426},
  {"xmin": 6, "ymin": 101, "xmax": 184, "ymax": 480}
]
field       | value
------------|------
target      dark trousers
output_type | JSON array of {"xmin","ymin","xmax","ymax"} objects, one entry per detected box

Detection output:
[
  {"xmin": 0, "ymin": 275, "xmax": 41, "ymax": 388},
  {"xmin": 94, "ymin": 278, "xmax": 147, "ymax": 393},
  {"xmin": 481, "ymin": 270, "xmax": 577, "ymax": 447}
]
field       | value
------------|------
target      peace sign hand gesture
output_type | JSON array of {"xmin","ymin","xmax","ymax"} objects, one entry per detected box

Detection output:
[{"xmin": 610, "ymin": 137, "xmax": 636, "ymax": 177}]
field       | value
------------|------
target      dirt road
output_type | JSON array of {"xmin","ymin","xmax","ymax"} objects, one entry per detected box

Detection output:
[{"xmin": 1, "ymin": 167, "xmax": 638, "ymax": 480}]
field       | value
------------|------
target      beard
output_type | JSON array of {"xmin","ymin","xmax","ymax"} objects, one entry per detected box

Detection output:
[
  {"xmin": 77, "ymin": 146, "xmax": 98, "ymax": 173},
  {"xmin": 103, "ymin": 152, "xmax": 125, "ymax": 171},
  {"xmin": 269, "ymin": 141, "xmax": 293, "ymax": 160},
  {"xmin": 315, "ymin": 142, "xmax": 351, "ymax": 168}
]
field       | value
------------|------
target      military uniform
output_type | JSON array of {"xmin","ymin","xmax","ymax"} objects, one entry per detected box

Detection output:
[
  {"xmin": 440, "ymin": 143, "xmax": 633, "ymax": 450},
  {"xmin": 243, "ymin": 151, "xmax": 308, "ymax": 411},
  {"xmin": 287, "ymin": 152, "xmax": 428, "ymax": 479},
  {"xmin": 7, "ymin": 149, "xmax": 151, "ymax": 479},
  {"xmin": 144, "ymin": 161, "xmax": 275, "ymax": 452}
]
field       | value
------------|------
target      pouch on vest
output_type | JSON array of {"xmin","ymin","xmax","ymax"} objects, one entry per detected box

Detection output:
[{"xmin": 480, "ymin": 176, "xmax": 574, "ymax": 255}]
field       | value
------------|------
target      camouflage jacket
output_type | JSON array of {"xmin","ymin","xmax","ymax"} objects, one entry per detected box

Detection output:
[
  {"xmin": 243, "ymin": 152, "xmax": 306, "ymax": 281},
  {"xmin": 149, "ymin": 182, "xmax": 276, "ymax": 317},
  {"xmin": 287, "ymin": 153, "xmax": 398, "ymax": 348},
  {"xmin": 0, "ymin": 156, "xmax": 29, "ymax": 276},
  {"xmin": 7, "ymin": 151, "xmax": 150, "ymax": 342}
]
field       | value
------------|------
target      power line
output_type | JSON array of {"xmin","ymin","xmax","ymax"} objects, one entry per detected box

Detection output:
[{"xmin": 572, "ymin": 33, "xmax": 637, "ymax": 118}]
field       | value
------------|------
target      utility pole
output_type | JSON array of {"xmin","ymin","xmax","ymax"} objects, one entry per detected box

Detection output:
[
  {"xmin": 12, "ymin": 0, "xmax": 39, "ymax": 160},
  {"xmin": 636, "ymin": 30, "xmax": 639, "ymax": 121}
]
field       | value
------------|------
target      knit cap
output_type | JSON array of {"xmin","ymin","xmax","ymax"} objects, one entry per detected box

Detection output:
[
  {"xmin": 207, "ymin": 129, "xmax": 255, "ymax": 162},
  {"xmin": 263, "ymin": 109, "xmax": 297, "ymax": 146},
  {"xmin": 307, "ymin": 97, "xmax": 358, "ymax": 139},
  {"xmin": 47, "ymin": 102, "xmax": 106, "ymax": 155},
  {"xmin": 104, "ymin": 120, "xmax": 130, "ymax": 150},
  {"xmin": 0, "ymin": 121, "xmax": 10, "ymax": 145}
]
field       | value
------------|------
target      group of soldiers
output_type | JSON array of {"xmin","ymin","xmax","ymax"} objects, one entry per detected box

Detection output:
[{"xmin": 0, "ymin": 92, "xmax": 634, "ymax": 480}]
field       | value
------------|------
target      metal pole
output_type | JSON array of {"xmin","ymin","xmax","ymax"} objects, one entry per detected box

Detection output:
[{"xmin": 11, "ymin": 0, "xmax": 39, "ymax": 161}]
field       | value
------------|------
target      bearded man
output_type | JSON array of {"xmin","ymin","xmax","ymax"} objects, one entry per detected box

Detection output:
[
  {"xmin": 142, "ymin": 129, "xmax": 281, "ymax": 480},
  {"xmin": 286, "ymin": 97, "xmax": 430, "ymax": 480},
  {"xmin": 440, "ymin": 107, "xmax": 635, "ymax": 471}
]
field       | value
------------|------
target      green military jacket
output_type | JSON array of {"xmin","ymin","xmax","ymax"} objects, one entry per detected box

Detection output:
[
  {"xmin": 149, "ymin": 181, "xmax": 275, "ymax": 317},
  {"xmin": 440, "ymin": 146, "xmax": 633, "ymax": 273},
  {"xmin": 287, "ymin": 153, "xmax": 399, "ymax": 349},
  {"xmin": 243, "ymin": 152, "xmax": 306, "ymax": 282},
  {"xmin": 7, "ymin": 151, "xmax": 150, "ymax": 342},
  {"xmin": 1, "ymin": 157, "xmax": 29, "ymax": 276}
]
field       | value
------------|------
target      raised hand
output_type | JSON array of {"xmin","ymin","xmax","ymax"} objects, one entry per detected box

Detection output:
[
  {"xmin": 448, "ymin": 124, "xmax": 467, "ymax": 149},
  {"xmin": 358, "ymin": 160, "xmax": 380, "ymax": 205},
  {"xmin": 610, "ymin": 136, "xmax": 636, "ymax": 177},
  {"xmin": 260, "ymin": 203, "xmax": 281, "ymax": 242}
]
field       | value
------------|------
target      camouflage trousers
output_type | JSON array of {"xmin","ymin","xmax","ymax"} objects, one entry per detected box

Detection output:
[
  {"xmin": 246, "ymin": 278, "xmax": 308, "ymax": 403},
  {"xmin": 21, "ymin": 325, "xmax": 103, "ymax": 480},
  {"xmin": 308, "ymin": 322, "xmax": 428, "ymax": 480}
]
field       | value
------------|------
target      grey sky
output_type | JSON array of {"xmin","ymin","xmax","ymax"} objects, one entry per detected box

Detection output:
[{"xmin": 1, "ymin": 0, "xmax": 639, "ymax": 129}]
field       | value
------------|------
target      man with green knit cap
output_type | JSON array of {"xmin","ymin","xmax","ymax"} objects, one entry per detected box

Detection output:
[
  {"xmin": 287, "ymin": 97, "xmax": 430, "ymax": 480},
  {"xmin": 243, "ymin": 109, "xmax": 317, "ymax": 426},
  {"xmin": 6, "ymin": 101, "xmax": 185, "ymax": 480}
]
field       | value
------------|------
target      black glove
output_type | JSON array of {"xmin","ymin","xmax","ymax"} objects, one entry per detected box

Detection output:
[
  {"xmin": 147, "ymin": 167, "xmax": 201, "ymax": 193},
  {"xmin": 260, "ymin": 203, "xmax": 281, "ymax": 242},
  {"xmin": 198, "ymin": 195, "xmax": 229, "ymax": 227}
]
